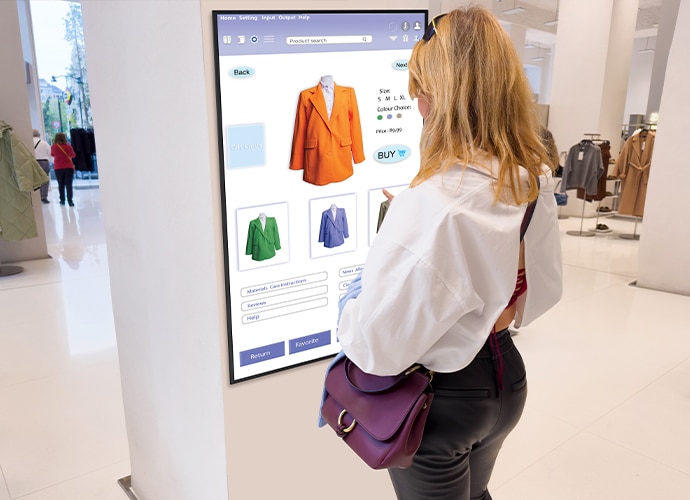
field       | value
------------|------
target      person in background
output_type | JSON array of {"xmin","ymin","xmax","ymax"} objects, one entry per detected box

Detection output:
[
  {"xmin": 50, "ymin": 132, "xmax": 76, "ymax": 206},
  {"xmin": 540, "ymin": 127, "xmax": 560, "ymax": 173},
  {"xmin": 334, "ymin": 7, "xmax": 563, "ymax": 500},
  {"xmin": 32, "ymin": 129, "xmax": 52, "ymax": 204}
]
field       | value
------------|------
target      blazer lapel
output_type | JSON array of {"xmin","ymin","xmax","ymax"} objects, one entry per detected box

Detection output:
[
  {"xmin": 308, "ymin": 84, "xmax": 332, "ymax": 131},
  {"xmin": 330, "ymin": 85, "xmax": 347, "ymax": 122}
]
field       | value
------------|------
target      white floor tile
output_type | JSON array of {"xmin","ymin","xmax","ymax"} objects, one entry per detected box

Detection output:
[
  {"xmin": 0, "ymin": 467, "xmax": 10, "ymax": 500},
  {"xmin": 588, "ymin": 364, "xmax": 690, "ymax": 475},
  {"xmin": 0, "ymin": 362, "xmax": 129, "ymax": 498},
  {"xmin": 494, "ymin": 431, "xmax": 690, "ymax": 500},
  {"xmin": 14, "ymin": 461, "xmax": 129, "ymax": 500},
  {"xmin": 490, "ymin": 405, "xmax": 581, "ymax": 488}
]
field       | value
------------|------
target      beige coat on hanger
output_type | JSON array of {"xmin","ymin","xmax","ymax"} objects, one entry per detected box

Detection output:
[{"xmin": 613, "ymin": 131, "xmax": 655, "ymax": 217}]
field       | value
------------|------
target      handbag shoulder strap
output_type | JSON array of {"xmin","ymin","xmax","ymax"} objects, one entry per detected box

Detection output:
[
  {"xmin": 34, "ymin": 139, "xmax": 41, "ymax": 150},
  {"xmin": 56, "ymin": 144, "xmax": 71, "ymax": 159},
  {"xmin": 520, "ymin": 178, "xmax": 540, "ymax": 242}
]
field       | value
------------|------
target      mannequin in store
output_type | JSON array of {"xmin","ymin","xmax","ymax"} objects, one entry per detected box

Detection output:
[{"xmin": 613, "ymin": 127, "xmax": 655, "ymax": 216}]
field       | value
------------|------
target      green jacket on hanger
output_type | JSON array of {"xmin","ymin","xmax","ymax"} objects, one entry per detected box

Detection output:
[{"xmin": 0, "ymin": 121, "xmax": 49, "ymax": 241}]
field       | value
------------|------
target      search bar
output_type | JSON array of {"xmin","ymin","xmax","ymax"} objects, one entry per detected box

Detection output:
[{"xmin": 286, "ymin": 35, "xmax": 373, "ymax": 45}]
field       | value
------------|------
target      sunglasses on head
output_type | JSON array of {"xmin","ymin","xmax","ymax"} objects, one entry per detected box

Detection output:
[{"xmin": 422, "ymin": 14, "xmax": 447, "ymax": 42}]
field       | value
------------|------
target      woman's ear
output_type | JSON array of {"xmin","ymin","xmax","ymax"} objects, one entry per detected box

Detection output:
[{"xmin": 417, "ymin": 95, "xmax": 430, "ymax": 119}]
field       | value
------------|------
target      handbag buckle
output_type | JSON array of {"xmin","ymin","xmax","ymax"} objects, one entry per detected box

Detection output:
[{"xmin": 337, "ymin": 409, "xmax": 357, "ymax": 436}]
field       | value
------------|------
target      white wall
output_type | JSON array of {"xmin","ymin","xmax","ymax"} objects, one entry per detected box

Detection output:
[{"xmin": 637, "ymin": 0, "xmax": 690, "ymax": 296}]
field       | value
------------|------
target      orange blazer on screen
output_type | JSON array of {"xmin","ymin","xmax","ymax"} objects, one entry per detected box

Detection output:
[{"xmin": 289, "ymin": 83, "xmax": 365, "ymax": 186}]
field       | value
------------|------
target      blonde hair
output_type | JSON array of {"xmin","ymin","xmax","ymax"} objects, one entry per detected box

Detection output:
[{"xmin": 408, "ymin": 7, "xmax": 547, "ymax": 204}]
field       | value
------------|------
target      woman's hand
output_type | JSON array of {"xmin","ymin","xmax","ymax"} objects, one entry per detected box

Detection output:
[{"xmin": 382, "ymin": 188, "xmax": 395, "ymax": 201}]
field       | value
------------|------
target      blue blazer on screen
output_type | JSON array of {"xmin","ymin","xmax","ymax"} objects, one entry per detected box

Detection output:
[{"xmin": 318, "ymin": 207, "xmax": 349, "ymax": 248}]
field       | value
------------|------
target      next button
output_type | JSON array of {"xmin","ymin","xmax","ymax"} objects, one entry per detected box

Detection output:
[{"xmin": 289, "ymin": 330, "xmax": 331, "ymax": 355}]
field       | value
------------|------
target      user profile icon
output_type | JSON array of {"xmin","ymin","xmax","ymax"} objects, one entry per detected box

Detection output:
[{"xmin": 414, "ymin": 21, "xmax": 423, "ymax": 31}]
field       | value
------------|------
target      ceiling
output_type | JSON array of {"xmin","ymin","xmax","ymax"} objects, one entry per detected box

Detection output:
[{"xmin": 492, "ymin": 0, "xmax": 663, "ymax": 48}]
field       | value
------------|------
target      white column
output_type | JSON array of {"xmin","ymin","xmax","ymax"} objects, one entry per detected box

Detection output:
[
  {"xmin": 547, "ymin": 0, "xmax": 638, "ymax": 217},
  {"xmin": 80, "ymin": 1, "xmax": 229, "ymax": 499},
  {"xmin": 646, "ymin": 0, "xmax": 681, "ymax": 118},
  {"xmin": 548, "ymin": 0, "xmax": 638, "ymax": 150},
  {"xmin": 637, "ymin": 0, "xmax": 690, "ymax": 296},
  {"xmin": 0, "ymin": 0, "xmax": 49, "ymax": 263}
]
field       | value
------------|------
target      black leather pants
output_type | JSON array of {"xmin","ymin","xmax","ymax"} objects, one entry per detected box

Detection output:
[{"xmin": 389, "ymin": 329, "xmax": 528, "ymax": 500}]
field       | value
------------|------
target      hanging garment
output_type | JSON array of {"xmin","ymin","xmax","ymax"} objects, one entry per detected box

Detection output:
[
  {"xmin": 69, "ymin": 128, "xmax": 96, "ymax": 172},
  {"xmin": 376, "ymin": 199, "xmax": 390, "ymax": 233},
  {"xmin": 561, "ymin": 140, "xmax": 603, "ymax": 196},
  {"xmin": 289, "ymin": 82, "xmax": 365, "ymax": 186},
  {"xmin": 577, "ymin": 141, "xmax": 611, "ymax": 201},
  {"xmin": 612, "ymin": 131, "xmax": 655, "ymax": 217},
  {"xmin": 318, "ymin": 207, "xmax": 349, "ymax": 248},
  {"xmin": 0, "ymin": 122, "xmax": 49, "ymax": 241},
  {"xmin": 245, "ymin": 216, "xmax": 281, "ymax": 261}
]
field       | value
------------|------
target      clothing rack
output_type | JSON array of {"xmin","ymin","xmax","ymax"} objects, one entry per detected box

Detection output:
[
  {"xmin": 588, "ymin": 136, "xmax": 613, "ymax": 234},
  {"xmin": 618, "ymin": 215, "xmax": 642, "ymax": 240}
]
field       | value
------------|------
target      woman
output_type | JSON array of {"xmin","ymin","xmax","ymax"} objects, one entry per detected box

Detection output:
[
  {"xmin": 51, "ymin": 132, "xmax": 76, "ymax": 206},
  {"xmin": 336, "ymin": 8, "xmax": 562, "ymax": 500}
]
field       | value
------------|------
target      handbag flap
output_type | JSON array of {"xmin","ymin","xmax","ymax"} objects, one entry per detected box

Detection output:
[{"xmin": 325, "ymin": 357, "xmax": 431, "ymax": 441}]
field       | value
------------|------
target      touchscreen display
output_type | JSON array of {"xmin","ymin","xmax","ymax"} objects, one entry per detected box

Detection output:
[{"xmin": 213, "ymin": 10, "xmax": 428, "ymax": 382}]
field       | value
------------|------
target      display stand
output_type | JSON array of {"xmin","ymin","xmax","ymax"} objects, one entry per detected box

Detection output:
[
  {"xmin": 619, "ymin": 216, "xmax": 641, "ymax": 240},
  {"xmin": 566, "ymin": 199, "xmax": 595, "ymax": 237},
  {"xmin": 591, "ymin": 202, "xmax": 613, "ymax": 233},
  {"xmin": 0, "ymin": 256, "xmax": 24, "ymax": 277},
  {"xmin": 565, "ymin": 133, "xmax": 603, "ymax": 237}
]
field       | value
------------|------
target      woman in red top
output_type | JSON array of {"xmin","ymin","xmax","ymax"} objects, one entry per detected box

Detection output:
[{"xmin": 51, "ymin": 133, "xmax": 76, "ymax": 206}]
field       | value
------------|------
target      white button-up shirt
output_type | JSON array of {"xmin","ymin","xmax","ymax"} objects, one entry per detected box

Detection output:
[{"xmin": 337, "ymin": 161, "xmax": 563, "ymax": 376}]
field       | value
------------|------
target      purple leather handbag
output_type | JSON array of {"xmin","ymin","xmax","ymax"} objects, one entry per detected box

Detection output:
[{"xmin": 322, "ymin": 356, "xmax": 434, "ymax": 469}]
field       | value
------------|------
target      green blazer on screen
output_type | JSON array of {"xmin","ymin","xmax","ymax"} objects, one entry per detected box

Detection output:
[{"xmin": 245, "ymin": 216, "xmax": 281, "ymax": 261}]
